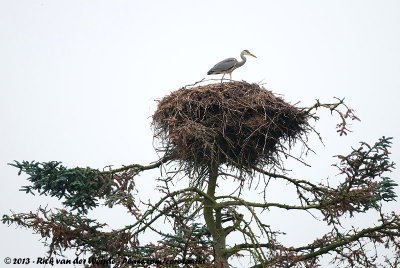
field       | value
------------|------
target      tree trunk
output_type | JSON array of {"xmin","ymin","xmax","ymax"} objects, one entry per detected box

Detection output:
[{"xmin": 203, "ymin": 162, "xmax": 229, "ymax": 267}]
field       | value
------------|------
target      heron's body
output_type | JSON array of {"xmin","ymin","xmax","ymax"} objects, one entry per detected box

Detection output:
[{"xmin": 207, "ymin": 50, "xmax": 256, "ymax": 82}]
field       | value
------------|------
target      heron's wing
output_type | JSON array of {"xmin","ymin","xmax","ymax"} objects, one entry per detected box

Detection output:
[{"xmin": 208, "ymin": 58, "xmax": 238, "ymax": 74}]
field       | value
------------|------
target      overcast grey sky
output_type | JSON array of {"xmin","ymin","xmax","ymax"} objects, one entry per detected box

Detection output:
[{"xmin": 1, "ymin": 0, "xmax": 400, "ymax": 266}]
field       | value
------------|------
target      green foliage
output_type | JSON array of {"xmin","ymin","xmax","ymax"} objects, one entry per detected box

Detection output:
[
  {"xmin": 376, "ymin": 177, "xmax": 398, "ymax": 201},
  {"xmin": 150, "ymin": 222, "xmax": 213, "ymax": 265},
  {"xmin": 162, "ymin": 222, "xmax": 213, "ymax": 250},
  {"xmin": 325, "ymin": 136, "xmax": 397, "ymax": 220},
  {"xmin": 9, "ymin": 161, "xmax": 112, "ymax": 214},
  {"xmin": 350, "ymin": 137, "xmax": 397, "ymax": 206}
]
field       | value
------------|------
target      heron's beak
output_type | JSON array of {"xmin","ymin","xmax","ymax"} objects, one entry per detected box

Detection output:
[{"xmin": 250, "ymin": 53, "xmax": 257, "ymax": 58}]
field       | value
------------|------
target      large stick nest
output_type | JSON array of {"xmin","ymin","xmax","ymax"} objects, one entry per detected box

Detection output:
[{"xmin": 153, "ymin": 81, "xmax": 311, "ymax": 172}]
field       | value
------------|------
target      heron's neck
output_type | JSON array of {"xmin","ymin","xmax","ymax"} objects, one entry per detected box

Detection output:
[{"xmin": 237, "ymin": 52, "xmax": 247, "ymax": 68}]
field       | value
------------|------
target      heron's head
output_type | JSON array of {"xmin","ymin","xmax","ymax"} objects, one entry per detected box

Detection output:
[{"xmin": 243, "ymin": 50, "xmax": 257, "ymax": 58}]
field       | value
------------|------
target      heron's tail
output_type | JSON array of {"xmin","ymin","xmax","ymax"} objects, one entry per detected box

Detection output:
[{"xmin": 207, "ymin": 70, "xmax": 213, "ymax": 75}]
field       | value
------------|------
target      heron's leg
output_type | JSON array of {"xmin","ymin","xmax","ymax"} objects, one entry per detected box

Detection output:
[
  {"xmin": 221, "ymin": 73, "xmax": 225, "ymax": 83},
  {"xmin": 229, "ymin": 73, "xmax": 232, "ymax": 81}
]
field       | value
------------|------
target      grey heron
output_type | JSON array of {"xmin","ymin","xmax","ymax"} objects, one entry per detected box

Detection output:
[{"xmin": 207, "ymin": 50, "xmax": 257, "ymax": 82}]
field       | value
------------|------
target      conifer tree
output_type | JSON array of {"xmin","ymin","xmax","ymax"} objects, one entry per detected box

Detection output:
[{"xmin": 3, "ymin": 81, "xmax": 399, "ymax": 267}]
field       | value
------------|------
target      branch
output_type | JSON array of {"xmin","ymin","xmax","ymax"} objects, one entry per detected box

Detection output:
[
  {"xmin": 101, "ymin": 153, "xmax": 175, "ymax": 174},
  {"xmin": 216, "ymin": 197, "xmax": 321, "ymax": 211},
  {"xmin": 116, "ymin": 187, "xmax": 212, "ymax": 236},
  {"xmin": 226, "ymin": 243, "xmax": 273, "ymax": 257},
  {"xmin": 305, "ymin": 97, "xmax": 360, "ymax": 136},
  {"xmin": 251, "ymin": 165, "xmax": 328, "ymax": 194},
  {"xmin": 249, "ymin": 213, "xmax": 400, "ymax": 267},
  {"xmin": 297, "ymin": 218, "xmax": 399, "ymax": 262}
]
